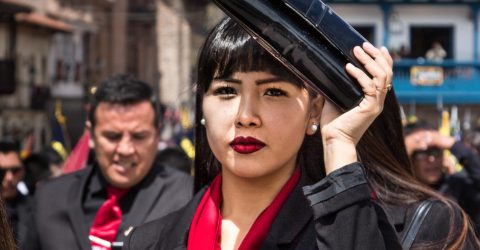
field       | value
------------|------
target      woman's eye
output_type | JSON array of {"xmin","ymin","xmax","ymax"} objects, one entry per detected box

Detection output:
[
  {"xmin": 213, "ymin": 86, "xmax": 237, "ymax": 97},
  {"xmin": 264, "ymin": 88, "xmax": 287, "ymax": 97}
]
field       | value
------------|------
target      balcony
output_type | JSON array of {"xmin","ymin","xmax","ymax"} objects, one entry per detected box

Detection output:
[{"xmin": 392, "ymin": 59, "xmax": 480, "ymax": 104}]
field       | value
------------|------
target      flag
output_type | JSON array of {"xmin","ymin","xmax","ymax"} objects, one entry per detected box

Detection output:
[
  {"xmin": 51, "ymin": 100, "xmax": 70, "ymax": 154},
  {"xmin": 63, "ymin": 130, "xmax": 91, "ymax": 174},
  {"xmin": 20, "ymin": 133, "xmax": 34, "ymax": 159},
  {"xmin": 439, "ymin": 110, "xmax": 462, "ymax": 173},
  {"xmin": 439, "ymin": 110, "xmax": 450, "ymax": 137},
  {"xmin": 180, "ymin": 137, "xmax": 195, "ymax": 159}
]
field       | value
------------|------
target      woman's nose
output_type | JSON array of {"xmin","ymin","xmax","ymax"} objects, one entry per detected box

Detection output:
[{"xmin": 235, "ymin": 96, "xmax": 261, "ymax": 128}]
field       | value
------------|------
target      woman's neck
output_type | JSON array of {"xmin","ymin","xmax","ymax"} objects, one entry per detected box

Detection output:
[{"xmin": 220, "ymin": 166, "xmax": 295, "ymax": 249}]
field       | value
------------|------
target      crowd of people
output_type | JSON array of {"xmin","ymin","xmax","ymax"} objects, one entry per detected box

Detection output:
[
  {"xmin": 391, "ymin": 41, "xmax": 447, "ymax": 62},
  {"xmin": 0, "ymin": 16, "xmax": 479, "ymax": 250},
  {"xmin": 404, "ymin": 119, "xmax": 480, "ymax": 235}
]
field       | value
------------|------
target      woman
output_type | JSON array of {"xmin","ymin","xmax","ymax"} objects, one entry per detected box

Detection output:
[{"xmin": 124, "ymin": 18, "xmax": 479, "ymax": 249}]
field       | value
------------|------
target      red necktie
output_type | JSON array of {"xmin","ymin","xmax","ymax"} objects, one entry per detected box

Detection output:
[{"xmin": 89, "ymin": 187, "xmax": 129, "ymax": 250}]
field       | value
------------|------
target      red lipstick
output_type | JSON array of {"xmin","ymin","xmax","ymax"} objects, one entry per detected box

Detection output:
[{"xmin": 230, "ymin": 136, "xmax": 266, "ymax": 154}]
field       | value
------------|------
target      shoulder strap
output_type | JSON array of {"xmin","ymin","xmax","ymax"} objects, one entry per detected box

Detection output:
[{"xmin": 401, "ymin": 199, "xmax": 435, "ymax": 249}]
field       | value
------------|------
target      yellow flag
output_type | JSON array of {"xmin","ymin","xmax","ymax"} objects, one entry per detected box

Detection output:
[
  {"xmin": 439, "ymin": 110, "xmax": 450, "ymax": 136},
  {"xmin": 439, "ymin": 110, "xmax": 462, "ymax": 173},
  {"xmin": 180, "ymin": 137, "xmax": 195, "ymax": 159}
]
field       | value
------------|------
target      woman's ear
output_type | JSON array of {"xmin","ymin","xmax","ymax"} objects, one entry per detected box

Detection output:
[
  {"xmin": 306, "ymin": 94, "xmax": 325, "ymax": 135},
  {"xmin": 311, "ymin": 94, "xmax": 324, "ymax": 119}
]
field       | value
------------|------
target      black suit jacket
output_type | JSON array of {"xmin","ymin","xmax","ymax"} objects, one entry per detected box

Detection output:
[{"xmin": 26, "ymin": 163, "xmax": 193, "ymax": 250}]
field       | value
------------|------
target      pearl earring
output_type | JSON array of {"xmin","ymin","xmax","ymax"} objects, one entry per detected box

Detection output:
[
  {"xmin": 200, "ymin": 118, "xmax": 206, "ymax": 126},
  {"xmin": 311, "ymin": 123, "xmax": 318, "ymax": 133}
]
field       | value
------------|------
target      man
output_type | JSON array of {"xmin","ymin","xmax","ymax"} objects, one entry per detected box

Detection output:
[
  {"xmin": 0, "ymin": 139, "xmax": 30, "ymax": 248},
  {"xmin": 404, "ymin": 121, "xmax": 480, "ymax": 233},
  {"xmin": 27, "ymin": 75, "xmax": 193, "ymax": 250}
]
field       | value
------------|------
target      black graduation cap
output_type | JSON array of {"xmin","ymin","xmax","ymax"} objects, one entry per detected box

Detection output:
[{"xmin": 213, "ymin": 0, "xmax": 369, "ymax": 111}]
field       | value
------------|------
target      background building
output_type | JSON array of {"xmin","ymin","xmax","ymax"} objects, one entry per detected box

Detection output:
[
  {"xmin": 2, "ymin": 0, "xmax": 478, "ymax": 153},
  {"xmin": 325, "ymin": 0, "xmax": 480, "ymax": 132},
  {"xmin": 0, "ymin": 0, "xmax": 89, "ymax": 152}
]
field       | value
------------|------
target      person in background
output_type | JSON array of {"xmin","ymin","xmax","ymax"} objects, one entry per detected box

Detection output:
[
  {"xmin": 155, "ymin": 147, "xmax": 192, "ymax": 174},
  {"xmin": 124, "ymin": 18, "xmax": 479, "ymax": 249},
  {"xmin": 425, "ymin": 41, "xmax": 447, "ymax": 62},
  {"xmin": 399, "ymin": 44, "xmax": 410, "ymax": 59},
  {"xmin": 27, "ymin": 75, "xmax": 193, "ymax": 250},
  {"xmin": 0, "ymin": 139, "xmax": 30, "ymax": 249},
  {"xmin": 462, "ymin": 122, "xmax": 480, "ymax": 155},
  {"xmin": 23, "ymin": 145, "xmax": 65, "ymax": 195},
  {"xmin": 22, "ymin": 152, "xmax": 50, "ymax": 195},
  {"xmin": 404, "ymin": 120, "xmax": 480, "ymax": 233}
]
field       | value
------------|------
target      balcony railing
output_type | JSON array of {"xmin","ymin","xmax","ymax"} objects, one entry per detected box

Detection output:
[{"xmin": 392, "ymin": 59, "xmax": 480, "ymax": 104}]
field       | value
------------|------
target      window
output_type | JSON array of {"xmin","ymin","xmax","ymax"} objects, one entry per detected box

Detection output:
[
  {"xmin": 410, "ymin": 26, "xmax": 453, "ymax": 59},
  {"xmin": 353, "ymin": 25, "xmax": 375, "ymax": 44}
]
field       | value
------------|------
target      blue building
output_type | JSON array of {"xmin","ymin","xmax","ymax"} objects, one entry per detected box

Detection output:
[{"xmin": 325, "ymin": 0, "xmax": 480, "ymax": 128}]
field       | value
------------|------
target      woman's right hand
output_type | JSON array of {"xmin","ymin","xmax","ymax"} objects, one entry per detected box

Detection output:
[{"xmin": 319, "ymin": 43, "xmax": 394, "ymax": 175}]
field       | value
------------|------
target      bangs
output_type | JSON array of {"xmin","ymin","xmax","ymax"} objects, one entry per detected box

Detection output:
[{"xmin": 198, "ymin": 18, "xmax": 303, "ymax": 92}]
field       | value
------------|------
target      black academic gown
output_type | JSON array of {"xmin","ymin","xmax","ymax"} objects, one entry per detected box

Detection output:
[
  {"xmin": 124, "ymin": 162, "xmax": 478, "ymax": 249},
  {"xmin": 124, "ymin": 163, "xmax": 403, "ymax": 249},
  {"xmin": 26, "ymin": 162, "xmax": 193, "ymax": 250}
]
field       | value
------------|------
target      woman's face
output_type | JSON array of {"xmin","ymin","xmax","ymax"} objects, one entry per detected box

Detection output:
[{"xmin": 202, "ymin": 71, "xmax": 318, "ymax": 179}]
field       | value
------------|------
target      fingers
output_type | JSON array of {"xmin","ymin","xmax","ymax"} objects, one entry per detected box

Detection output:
[
  {"xmin": 346, "ymin": 63, "xmax": 376, "ymax": 97},
  {"xmin": 352, "ymin": 43, "xmax": 393, "ymax": 93},
  {"xmin": 380, "ymin": 46, "xmax": 394, "ymax": 68},
  {"xmin": 380, "ymin": 46, "xmax": 394, "ymax": 86},
  {"xmin": 352, "ymin": 47, "xmax": 386, "ymax": 95}
]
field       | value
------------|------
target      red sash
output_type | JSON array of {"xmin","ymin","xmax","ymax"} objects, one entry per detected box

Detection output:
[{"xmin": 187, "ymin": 168, "xmax": 300, "ymax": 250}]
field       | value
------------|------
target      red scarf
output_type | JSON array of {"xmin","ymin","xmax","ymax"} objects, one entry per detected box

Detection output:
[{"xmin": 187, "ymin": 168, "xmax": 300, "ymax": 250}]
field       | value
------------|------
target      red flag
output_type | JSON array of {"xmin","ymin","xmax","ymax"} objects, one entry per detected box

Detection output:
[{"xmin": 62, "ymin": 130, "xmax": 90, "ymax": 174}]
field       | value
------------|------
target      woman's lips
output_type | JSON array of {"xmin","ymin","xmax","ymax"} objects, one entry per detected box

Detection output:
[{"xmin": 230, "ymin": 136, "xmax": 266, "ymax": 154}]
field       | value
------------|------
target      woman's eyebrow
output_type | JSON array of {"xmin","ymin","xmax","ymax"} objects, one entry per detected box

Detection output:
[
  {"xmin": 212, "ymin": 77, "xmax": 286, "ymax": 85},
  {"xmin": 213, "ymin": 77, "xmax": 241, "ymax": 84},
  {"xmin": 256, "ymin": 77, "xmax": 286, "ymax": 85}
]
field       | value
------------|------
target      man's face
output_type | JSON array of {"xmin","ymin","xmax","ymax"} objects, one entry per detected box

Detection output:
[
  {"xmin": 91, "ymin": 101, "xmax": 159, "ymax": 189},
  {"xmin": 0, "ymin": 151, "xmax": 25, "ymax": 200},
  {"xmin": 412, "ymin": 147, "xmax": 444, "ymax": 186}
]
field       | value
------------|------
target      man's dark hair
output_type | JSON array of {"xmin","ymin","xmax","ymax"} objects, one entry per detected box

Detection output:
[
  {"xmin": 0, "ymin": 138, "xmax": 20, "ymax": 154},
  {"xmin": 88, "ymin": 74, "xmax": 160, "ymax": 129}
]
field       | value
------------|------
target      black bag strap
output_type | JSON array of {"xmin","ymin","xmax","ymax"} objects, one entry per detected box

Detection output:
[{"xmin": 401, "ymin": 199, "xmax": 435, "ymax": 249}]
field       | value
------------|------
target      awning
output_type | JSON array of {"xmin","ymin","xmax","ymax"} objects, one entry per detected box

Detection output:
[
  {"xmin": 15, "ymin": 12, "xmax": 73, "ymax": 33},
  {"xmin": 0, "ymin": 0, "xmax": 33, "ymax": 14}
]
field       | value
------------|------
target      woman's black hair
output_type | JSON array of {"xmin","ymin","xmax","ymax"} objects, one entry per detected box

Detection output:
[
  {"xmin": 194, "ymin": 17, "xmax": 478, "ymax": 249},
  {"xmin": 194, "ymin": 17, "xmax": 308, "ymax": 190},
  {"xmin": 0, "ymin": 198, "xmax": 15, "ymax": 250}
]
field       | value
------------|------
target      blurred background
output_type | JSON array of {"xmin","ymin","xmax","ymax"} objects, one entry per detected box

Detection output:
[{"xmin": 0, "ymin": 0, "xmax": 479, "ymax": 156}]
